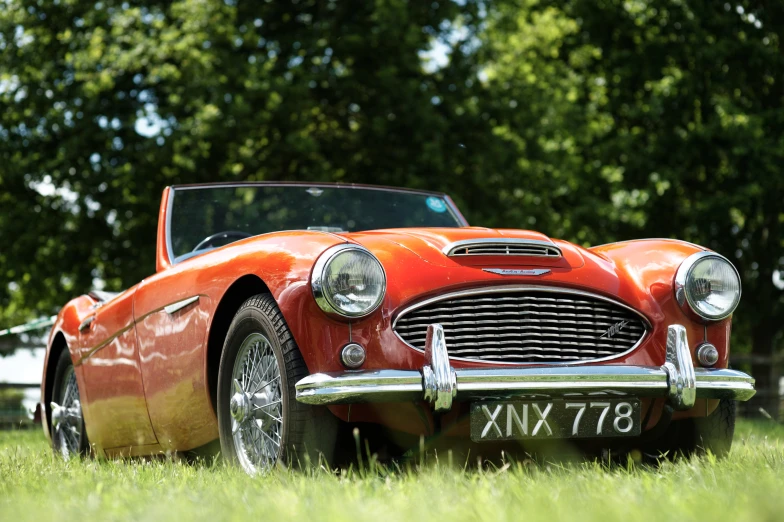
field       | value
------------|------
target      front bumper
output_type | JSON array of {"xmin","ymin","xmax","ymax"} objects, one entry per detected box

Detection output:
[{"xmin": 295, "ymin": 325, "xmax": 755, "ymax": 412}]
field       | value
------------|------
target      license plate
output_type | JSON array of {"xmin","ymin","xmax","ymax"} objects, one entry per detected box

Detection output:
[{"xmin": 470, "ymin": 398, "xmax": 641, "ymax": 442}]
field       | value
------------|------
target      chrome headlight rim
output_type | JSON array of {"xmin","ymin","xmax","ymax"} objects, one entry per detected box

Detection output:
[
  {"xmin": 674, "ymin": 251, "xmax": 741, "ymax": 321},
  {"xmin": 311, "ymin": 244, "xmax": 387, "ymax": 319}
]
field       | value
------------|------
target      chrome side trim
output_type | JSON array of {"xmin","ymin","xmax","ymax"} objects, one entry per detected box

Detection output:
[
  {"xmin": 391, "ymin": 285, "xmax": 652, "ymax": 366},
  {"xmin": 662, "ymin": 325, "xmax": 696, "ymax": 410},
  {"xmin": 164, "ymin": 296, "xmax": 200, "ymax": 315},
  {"xmin": 442, "ymin": 238, "xmax": 562, "ymax": 257},
  {"xmin": 295, "ymin": 366, "xmax": 755, "ymax": 406}
]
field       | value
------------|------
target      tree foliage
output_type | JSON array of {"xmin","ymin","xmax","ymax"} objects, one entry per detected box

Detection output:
[
  {"xmin": 482, "ymin": 0, "xmax": 784, "ymax": 411},
  {"xmin": 0, "ymin": 0, "xmax": 494, "ymax": 320}
]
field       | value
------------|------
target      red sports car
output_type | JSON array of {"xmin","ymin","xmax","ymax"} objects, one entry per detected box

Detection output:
[{"xmin": 42, "ymin": 182, "xmax": 754, "ymax": 473}]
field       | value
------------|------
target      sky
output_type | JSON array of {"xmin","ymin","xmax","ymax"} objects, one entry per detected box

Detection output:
[{"xmin": 0, "ymin": 348, "xmax": 44, "ymax": 411}]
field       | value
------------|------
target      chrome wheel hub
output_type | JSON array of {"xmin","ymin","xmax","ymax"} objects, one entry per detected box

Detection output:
[
  {"xmin": 230, "ymin": 332, "xmax": 283, "ymax": 474},
  {"xmin": 52, "ymin": 366, "xmax": 83, "ymax": 458},
  {"xmin": 230, "ymin": 392, "xmax": 251, "ymax": 423}
]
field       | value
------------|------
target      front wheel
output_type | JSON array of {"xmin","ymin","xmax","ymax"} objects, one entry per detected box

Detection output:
[
  {"xmin": 650, "ymin": 399, "xmax": 736, "ymax": 459},
  {"xmin": 216, "ymin": 294, "xmax": 338, "ymax": 474},
  {"xmin": 690, "ymin": 398, "xmax": 736, "ymax": 457}
]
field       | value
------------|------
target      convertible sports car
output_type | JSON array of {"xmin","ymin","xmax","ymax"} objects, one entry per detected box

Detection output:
[{"xmin": 42, "ymin": 182, "xmax": 754, "ymax": 473}]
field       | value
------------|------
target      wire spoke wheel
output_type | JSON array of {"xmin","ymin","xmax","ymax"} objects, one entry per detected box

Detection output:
[
  {"xmin": 218, "ymin": 294, "xmax": 337, "ymax": 474},
  {"xmin": 54, "ymin": 365, "xmax": 83, "ymax": 458},
  {"xmin": 229, "ymin": 332, "xmax": 283, "ymax": 474}
]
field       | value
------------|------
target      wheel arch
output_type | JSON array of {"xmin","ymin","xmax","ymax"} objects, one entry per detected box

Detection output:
[
  {"xmin": 43, "ymin": 331, "xmax": 68, "ymax": 440},
  {"xmin": 206, "ymin": 274, "xmax": 271, "ymax": 414}
]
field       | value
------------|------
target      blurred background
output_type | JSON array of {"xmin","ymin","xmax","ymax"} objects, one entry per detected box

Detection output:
[{"xmin": 0, "ymin": 0, "xmax": 782, "ymax": 424}]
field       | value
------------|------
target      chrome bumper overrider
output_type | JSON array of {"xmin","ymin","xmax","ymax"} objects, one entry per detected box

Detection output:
[{"xmin": 295, "ymin": 325, "xmax": 755, "ymax": 412}]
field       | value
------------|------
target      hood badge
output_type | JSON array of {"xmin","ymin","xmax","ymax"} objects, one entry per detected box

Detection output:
[{"xmin": 483, "ymin": 268, "xmax": 551, "ymax": 276}]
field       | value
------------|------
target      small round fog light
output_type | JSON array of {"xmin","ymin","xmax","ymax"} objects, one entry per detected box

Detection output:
[
  {"xmin": 696, "ymin": 343, "xmax": 719, "ymax": 367},
  {"xmin": 341, "ymin": 343, "xmax": 366, "ymax": 369}
]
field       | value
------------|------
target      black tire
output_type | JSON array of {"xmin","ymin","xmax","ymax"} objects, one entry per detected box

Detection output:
[
  {"xmin": 51, "ymin": 349, "xmax": 88, "ymax": 457},
  {"xmin": 217, "ymin": 294, "xmax": 338, "ymax": 472},
  {"xmin": 691, "ymin": 398, "xmax": 736, "ymax": 457},
  {"xmin": 651, "ymin": 399, "xmax": 736, "ymax": 459}
]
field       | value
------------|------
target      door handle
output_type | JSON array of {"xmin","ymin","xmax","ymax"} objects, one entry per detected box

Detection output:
[{"xmin": 78, "ymin": 316, "xmax": 95, "ymax": 332}]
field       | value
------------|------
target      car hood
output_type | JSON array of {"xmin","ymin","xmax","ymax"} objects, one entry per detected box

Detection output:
[
  {"xmin": 339, "ymin": 228, "xmax": 691, "ymax": 328},
  {"xmin": 343, "ymin": 227, "xmax": 585, "ymax": 268}
]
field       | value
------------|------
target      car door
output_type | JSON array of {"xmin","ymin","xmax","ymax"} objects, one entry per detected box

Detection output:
[
  {"xmin": 77, "ymin": 286, "xmax": 158, "ymax": 451},
  {"xmin": 134, "ymin": 270, "xmax": 216, "ymax": 451}
]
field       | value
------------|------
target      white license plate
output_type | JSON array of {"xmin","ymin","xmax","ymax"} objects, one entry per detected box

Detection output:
[{"xmin": 470, "ymin": 398, "xmax": 641, "ymax": 441}]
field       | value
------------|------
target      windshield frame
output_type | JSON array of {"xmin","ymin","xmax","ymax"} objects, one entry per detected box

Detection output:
[{"xmin": 164, "ymin": 182, "xmax": 469, "ymax": 265}]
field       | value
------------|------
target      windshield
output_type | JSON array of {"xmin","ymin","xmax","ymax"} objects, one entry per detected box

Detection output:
[{"xmin": 168, "ymin": 184, "xmax": 464, "ymax": 261}]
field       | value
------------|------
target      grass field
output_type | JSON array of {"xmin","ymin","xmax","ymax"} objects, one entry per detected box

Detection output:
[{"xmin": 1, "ymin": 421, "xmax": 783, "ymax": 522}]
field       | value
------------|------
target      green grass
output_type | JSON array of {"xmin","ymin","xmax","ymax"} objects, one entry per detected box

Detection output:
[{"xmin": 1, "ymin": 421, "xmax": 784, "ymax": 522}]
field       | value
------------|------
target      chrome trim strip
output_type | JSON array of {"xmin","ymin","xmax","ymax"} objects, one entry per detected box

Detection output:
[
  {"xmin": 165, "ymin": 188, "xmax": 176, "ymax": 268},
  {"xmin": 164, "ymin": 295, "xmax": 200, "ymax": 315},
  {"xmin": 294, "ymin": 370, "xmax": 424, "ymax": 404},
  {"xmin": 674, "ymin": 251, "xmax": 742, "ymax": 321},
  {"xmin": 442, "ymin": 238, "xmax": 562, "ymax": 257},
  {"xmin": 295, "ymin": 366, "xmax": 755, "ymax": 406},
  {"xmin": 455, "ymin": 366, "xmax": 669, "ymax": 397},
  {"xmin": 171, "ymin": 181, "xmax": 451, "ymax": 198},
  {"xmin": 693, "ymin": 368, "xmax": 756, "ymax": 401},
  {"xmin": 391, "ymin": 285, "xmax": 652, "ymax": 366},
  {"xmin": 483, "ymin": 268, "xmax": 551, "ymax": 276}
]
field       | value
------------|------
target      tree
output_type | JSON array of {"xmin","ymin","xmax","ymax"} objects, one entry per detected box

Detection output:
[
  {"xmin": 0, "ymin": 0, "xmax": 497, "ymax": 325},
  {"xmin": 483, "ymin": 0, "xmax": 784, "ymax": 415}
]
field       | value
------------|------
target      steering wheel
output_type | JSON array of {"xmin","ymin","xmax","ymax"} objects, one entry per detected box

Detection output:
[{"xmin": 192, "ymin": 231, "xmax": 253, "ymax": 252}]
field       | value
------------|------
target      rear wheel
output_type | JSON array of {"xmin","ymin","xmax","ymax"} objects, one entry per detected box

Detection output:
[
  {"xmin": 51, "ymin": 349, "xmax": 88, "ymax": 458},
  {"xmin": 216, "ymin": 294, "xmax": 338, "ymax": 474}
]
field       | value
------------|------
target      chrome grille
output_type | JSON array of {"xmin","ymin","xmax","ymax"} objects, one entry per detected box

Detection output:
[
  {"xmin": 393, "ymin": 289, "xmax": 647, "ymax": 364},
  {"xmin": 450, "ymin": 244, "xmax": 560, "ymax": 257},
  {"xmin": 444, "ymin": 239, "xmax": 561, "ymax": 258}
]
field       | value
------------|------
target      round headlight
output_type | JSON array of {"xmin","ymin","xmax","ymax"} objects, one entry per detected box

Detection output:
[
  {"xmin": 674, "ymin": 252, "xmax": 741, "ymax": 321},
  {"xmin": 312, "ymin": 245, "xmax": 386, "ymax": 318}
]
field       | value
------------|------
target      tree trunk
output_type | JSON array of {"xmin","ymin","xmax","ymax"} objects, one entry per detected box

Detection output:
[{"xmin": 747, "ymin": 325, "xmax": 780, "ymax": 419}]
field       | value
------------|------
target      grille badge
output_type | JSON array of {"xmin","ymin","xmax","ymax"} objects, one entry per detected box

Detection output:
[
  {"xmin": 601, "ymin": 320, "xmax": 629, "ymax": 339},
  {"xmin": 483, "ymin": 268, "xmax": 551, "ymax": 276}
]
